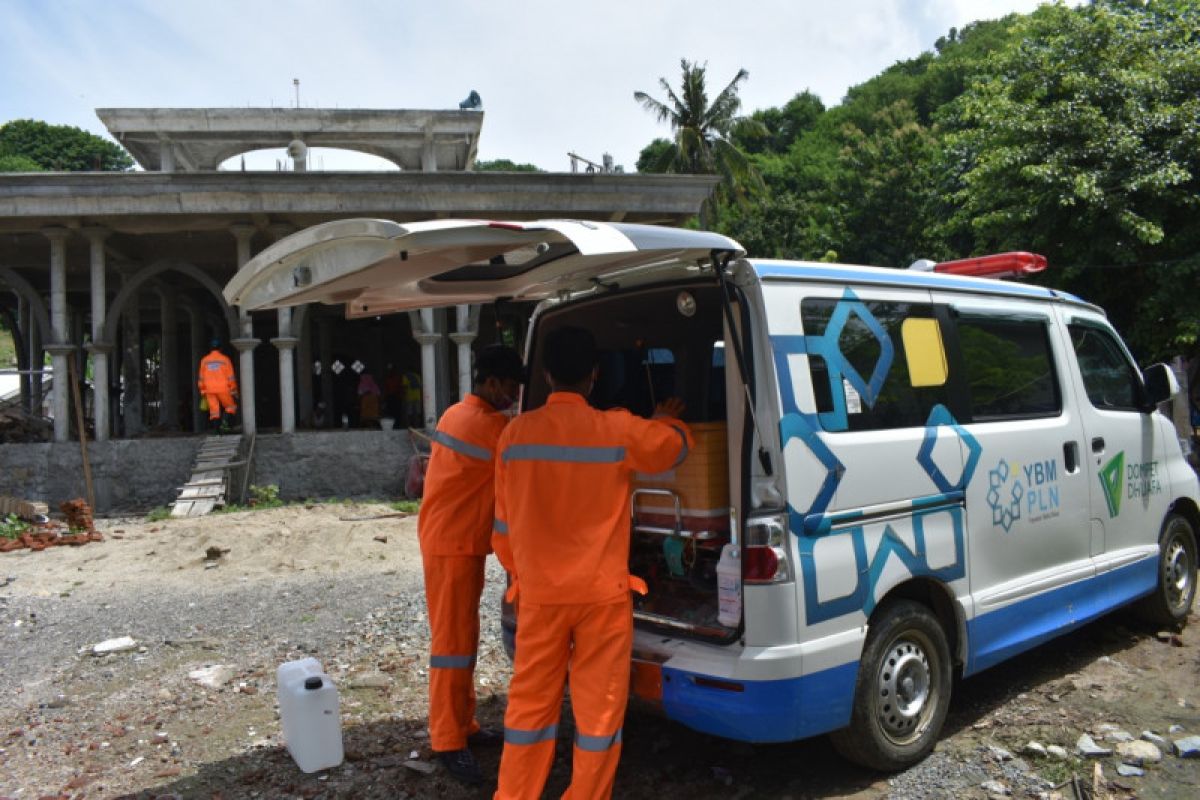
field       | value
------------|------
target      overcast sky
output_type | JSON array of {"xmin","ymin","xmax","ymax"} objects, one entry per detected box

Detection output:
[{"xmin": 1, "ymin": 0, "xmax": 1047, "ymax": 172}]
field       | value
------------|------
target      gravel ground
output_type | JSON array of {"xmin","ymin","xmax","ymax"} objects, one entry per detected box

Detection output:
[{"xmin": 0, "ymin": 505, "xmax": 1198, "ymax": 799}]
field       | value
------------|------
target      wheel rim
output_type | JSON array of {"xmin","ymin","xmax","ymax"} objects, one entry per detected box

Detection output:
[
  {"xmin": 1163, "ymin": 529, "xmax": 1194, "ymax": 614},
  {"xmin": 875, "ymin": 631, "xmax": 937, "ymax": 743}
]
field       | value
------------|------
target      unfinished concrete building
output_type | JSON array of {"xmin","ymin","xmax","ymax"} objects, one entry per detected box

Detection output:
[{"xmin": 0, "ymin": 107, "xmax": 716, "ymax": 509}]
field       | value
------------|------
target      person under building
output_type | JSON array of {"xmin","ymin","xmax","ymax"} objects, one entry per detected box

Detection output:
[
  {"xmin": 197, "ymin": 339, "xmax": 239, "ymax": 433},
  {"xmin": 491, "ymin": 326, "xmax": 692, "ymax": 800},
  {"xmin": 357, "ymin": 369, "xmax": 382, "ymax": 427},
  {"xmin": 417, "ymin": 344, "xmax": 525, "ymax": 786}
]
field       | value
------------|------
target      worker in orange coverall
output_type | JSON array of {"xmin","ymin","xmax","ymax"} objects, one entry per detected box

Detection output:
[
  {"xmin": 418, "ymin": 344, "xmax": 525, "ymax": 786},
  {"xmin": 491, "ymin": 326, "xmax": 692, "ymax": 800},
  {"xmin": 197, "ymin": 339, "xmax": 238, "ymax": 432}
]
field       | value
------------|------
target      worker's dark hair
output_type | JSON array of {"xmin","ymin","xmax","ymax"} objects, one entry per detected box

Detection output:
[
  {"xmin": 543, "ymin": 326, "xmax": 596, "ymax": 386},
  {"xmin": 473, "ymin": 345, "xmax": 525, "ymax": 385},
  {"xmin": 209, "ymin": 338, "xmax": 221, "ymax": 349}
]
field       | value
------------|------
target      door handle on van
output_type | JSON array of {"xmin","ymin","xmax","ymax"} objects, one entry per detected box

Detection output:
[
  {"xmin": 1091, "ymin": 436, "xmax": 1105, "ymax": 453},
  {"xmin": 1063, "ymin": 441, "xmax": 1079, "ymax": 474}
]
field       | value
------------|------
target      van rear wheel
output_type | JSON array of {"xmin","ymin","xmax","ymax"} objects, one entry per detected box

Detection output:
[
  {"xmin": 830, "ymin": 600, "xmax": 951, "ymax": 772},
  {"xmin": 1138, "ymin": 514, "xmax": 1197, "ymax": 628}
]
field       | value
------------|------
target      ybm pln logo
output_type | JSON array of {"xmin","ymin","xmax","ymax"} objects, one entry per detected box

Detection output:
[
  {"xmin": 1098, "ymin": 451, "xmax": 1162, "ymax": 518},
  {"xmin": 987, "ymin": 457, "xmax": 1061, "ymax": 532}
]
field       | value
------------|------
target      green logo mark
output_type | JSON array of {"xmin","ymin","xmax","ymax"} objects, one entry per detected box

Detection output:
[{"xmin": 1099, "ymin": 452, "xmax": 1124, "ymax": 518}]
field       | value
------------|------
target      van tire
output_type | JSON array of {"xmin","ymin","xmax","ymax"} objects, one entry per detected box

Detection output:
[
  {"xmin": 1137, "ymin": 514, "xmax": 1197, "ymax": 628},
  {"xmin": 830, "ymin": 600, "xmax": 951, "ymax": 772}
]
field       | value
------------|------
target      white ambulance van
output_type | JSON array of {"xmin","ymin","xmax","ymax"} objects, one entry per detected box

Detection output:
[{"xmin": 227, "ymin": 219, "xmax": 1199, "ymax": 770}]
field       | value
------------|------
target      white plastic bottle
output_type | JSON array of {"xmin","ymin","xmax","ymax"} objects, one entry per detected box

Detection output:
[
  {"xmin": 716, "ymin": 542, "xmax": 742, "ymax": 627},
  {"xmin": 276, "ymin": 657, "xmax": 344, "ymax": 773}
]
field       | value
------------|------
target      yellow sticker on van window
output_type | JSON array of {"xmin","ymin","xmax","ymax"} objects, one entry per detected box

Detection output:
[{"xmin": 901, "ymin": 318, "xmax": 948, "ymax": 387}]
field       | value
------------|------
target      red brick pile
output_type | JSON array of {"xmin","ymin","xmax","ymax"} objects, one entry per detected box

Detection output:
[{"xmin": 0, "ymin": 499, "xmax": 102, "ymax": 553}]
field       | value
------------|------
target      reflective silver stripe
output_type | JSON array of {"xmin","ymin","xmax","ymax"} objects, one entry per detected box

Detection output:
[
  {"xmin": 504, "ymin": 724, "xmax": 558, "ymax": 745},
  {"xmin": 432, "ymin": 430, "xmax": 492, "ymax": 461},
  {"xmin": 575, "ymin": 729, "xmax": 622, "ymax": 752},
  {"xmin": 429, "ymin": 654, "xmax": 477, "ymax": 669},
  {"xmin": 493, "ymin": 518, "xmax": 509, "ymax": 535},
  {"xmin": 668, "ymin": 424, "xmax": 689, "ymax": 468},
  {"xmin": 502, "ymin": 444, "xmax": 625, "ymax": 464}
]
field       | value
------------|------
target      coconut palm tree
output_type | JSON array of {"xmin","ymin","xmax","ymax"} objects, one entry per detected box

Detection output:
[{"xmin": 634, "ymin": 59, "xmax": 765, "ymax": 227}]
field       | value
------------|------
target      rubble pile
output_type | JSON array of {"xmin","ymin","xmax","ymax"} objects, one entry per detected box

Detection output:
[{"xmin": 0, "ymin": 406, "xmax": 52, "ymax": 443}]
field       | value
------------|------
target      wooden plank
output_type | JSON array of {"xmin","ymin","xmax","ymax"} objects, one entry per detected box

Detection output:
[
  {"xmin": 177, "ymin": 484, "xmax": 225, "ymax": 497},
  {"xmin": 181, "ymin": 477, "xmax": 226, "ymax": 487},
  {"xmin": 188, "ymin": 499, "xmax": 217, "ymax": 516}
]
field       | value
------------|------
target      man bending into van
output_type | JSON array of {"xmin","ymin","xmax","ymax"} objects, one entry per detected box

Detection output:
[
  {"xmin": 418, "ymin": 344, "xmax": 524, "ymax": 786},
  {"xmin": 491, "ymin": 326, "xmax": 692, "ymax": 800}
]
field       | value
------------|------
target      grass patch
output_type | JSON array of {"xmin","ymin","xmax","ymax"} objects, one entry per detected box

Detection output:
[
  {"xmin": 389, "ymin": 500, "xmax": 420, "ymax": 513},
  {"xmin": 145, "ymin": 506, "xmax": 172, "ymax": 522}
]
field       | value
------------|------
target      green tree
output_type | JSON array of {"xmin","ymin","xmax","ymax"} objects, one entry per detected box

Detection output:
[
  {"xmin": 635, "ymin": 138, "xmax": 674, "ymax": 173},
  {"xmin": 734, "ymin": 91, "xmax": 825, "ymax": 155},
  {"xmin": 0, "ymin": 119, "xmax": 133, "ymax": 172},
  {"xmin": 634, "ymin": 59, "xmax": 766, "ymax": 226},
  {"xmin": 0, "ymin": 154, "xmax": 44, "ymax": 172},
  {"xmin": 473, "ymin": 158, "xmax": 541, "ymax": 172},
  {"xmin": 938, "ymin": 0, "xmax": 1200, "ymax": 360}
]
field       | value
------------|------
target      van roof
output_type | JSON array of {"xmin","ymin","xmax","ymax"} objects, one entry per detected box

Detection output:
[{"xmin": 750, "ymin": 259, "xmax": 1093, "ymax": 308}]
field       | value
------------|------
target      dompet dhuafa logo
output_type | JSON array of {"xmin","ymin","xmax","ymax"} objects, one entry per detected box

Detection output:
[{"xmin": 1099, "ymin": 451, "xmax": 1124, "ymax": 518}]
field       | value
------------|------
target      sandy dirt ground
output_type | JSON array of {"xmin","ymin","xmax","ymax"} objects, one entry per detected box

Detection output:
[{"xmin": 0, "ymin": 504, "xmax": 1197, "ymax": 799}]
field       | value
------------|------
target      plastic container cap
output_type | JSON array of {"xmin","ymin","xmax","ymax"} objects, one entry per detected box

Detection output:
[{"xmin": 304, "ymin": 676, "xmax": 323, "ymax": 690}]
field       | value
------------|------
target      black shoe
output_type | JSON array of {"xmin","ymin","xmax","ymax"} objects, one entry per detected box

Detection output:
[
  {"xmin": 468, "ymin": 727, "xmax": 504, "ymax": 747},
  {"xmin": 437, "ymin": 748, "xmax": 483, "ymax": 786}
]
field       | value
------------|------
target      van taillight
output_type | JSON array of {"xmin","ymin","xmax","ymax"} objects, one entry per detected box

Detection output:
[{"xmin": 742, "ymin": 514, "xmax": 792, "ymax": 585}]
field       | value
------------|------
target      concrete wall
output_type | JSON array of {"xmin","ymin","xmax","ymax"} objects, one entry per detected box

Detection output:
[
  {"xmin": 0, "ymin": 438, "xmax": 197, "ymax": 512},
  {"xmin": 0, "ymin": 431, "xmax": 417, "ymax": 514},
  {"xmin": 253, "ymin": 430, "xmax": 414, "ymax": 501}
]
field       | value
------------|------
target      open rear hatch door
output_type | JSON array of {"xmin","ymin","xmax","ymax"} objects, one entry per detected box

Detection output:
[{"xmin": 224, "ymin": 218, "xmax": 743, "ymax": 314}]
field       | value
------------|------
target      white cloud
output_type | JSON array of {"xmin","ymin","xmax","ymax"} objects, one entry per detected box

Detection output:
[{"xmin": 0, "ymin": 0, "xmax": 1048, "ymax": 172}]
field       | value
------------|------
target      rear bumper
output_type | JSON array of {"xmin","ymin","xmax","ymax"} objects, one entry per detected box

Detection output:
[{"xmin": 657, "ymin": 661, "xmax": 858, "ymax": 742}]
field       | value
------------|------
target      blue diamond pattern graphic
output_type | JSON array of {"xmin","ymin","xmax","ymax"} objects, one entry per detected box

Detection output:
[{"xmin": 917, "ymin": 404, "xmax": 981, "ymax": 494}]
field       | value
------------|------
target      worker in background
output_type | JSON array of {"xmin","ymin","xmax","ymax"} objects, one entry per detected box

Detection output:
[
  {"xmin": 418, "ymin": 344, "xmax": 525, "ymax": 786},
  {"xmin": 197, "ymin": 339, "xmax": 238, "ymax": 433},
  {"xmin": 491, "ymin": 326, "xmax": 692, "ymax": 800}
]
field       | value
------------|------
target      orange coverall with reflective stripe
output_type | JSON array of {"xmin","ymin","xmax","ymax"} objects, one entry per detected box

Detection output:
[
  {"xmin": 197, "ymin": 349, "xmax": 238, "ymax": 421},
  {"xmin": 491, "ymin": 392, "xmax": 692, "ymax": 800},
  {"xmin": 417, "ymin": 393, "xmax": 509, "ymax": 752}
]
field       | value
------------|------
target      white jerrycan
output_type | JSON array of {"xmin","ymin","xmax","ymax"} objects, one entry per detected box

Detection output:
[{"xmin": 276, "ymin": 657, "xmax": 344, "ymax": 773}]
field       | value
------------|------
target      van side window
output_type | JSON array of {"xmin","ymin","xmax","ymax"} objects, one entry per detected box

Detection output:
[
  {"xmin": 955, "ymin": 315, "xmax": 1061, "ymax": 421},
  {"xmin": 802, "ymin": 298, "xmax": 951, "ymax": 432},
  {"xmin": 1069, "ymin": 324, "xmax": 1144, "ymax": 412}
]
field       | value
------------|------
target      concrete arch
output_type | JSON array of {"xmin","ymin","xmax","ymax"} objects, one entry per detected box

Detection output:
[
  {"xmin": 104, "ymin": 259, "xmax": 238, "ymax": 346},
  {"xmin": 0, "ymin": 266, "xmax": 53, "ymax": 344},
  {"xmin": 211, "ymin": 143, "xmax": 404, "ymax": 171}
]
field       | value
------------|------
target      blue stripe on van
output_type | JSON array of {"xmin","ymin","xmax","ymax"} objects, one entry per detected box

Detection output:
[
  {"xmin": 660, "ymin": 661, "xmax": 859, "ymax": 743},
  {"xmin": 965, "ymin": 556, "xmax": 1158, "ymax": 676},
  {"xmin": 751, "ymin": 260, "xmax": 1061, "ymax": 300}
]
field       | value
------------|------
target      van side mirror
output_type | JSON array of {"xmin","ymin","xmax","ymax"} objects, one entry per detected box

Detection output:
[{"xmin": 1142, "ymin": 363, "xmax": 1178, "ymax": 408}]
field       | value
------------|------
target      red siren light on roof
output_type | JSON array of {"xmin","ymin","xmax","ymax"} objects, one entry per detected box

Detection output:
[{"xmin": 933, "ymin": 251, "xmax": 1048, "ymax": 279}]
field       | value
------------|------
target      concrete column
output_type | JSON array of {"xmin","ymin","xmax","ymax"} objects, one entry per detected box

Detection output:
[
  {"xmin": 318, "ymin": 317, "xmax": 334, "ymax": 427},
  {"xmin": 43, "ymin": 227, "xmax": 71, "ymax": 442},
  {"xmin": 82, "ymin": 227, "xmax": 111, "ymax": 440},
  {"xmin": 450, "ymin": 304, "xmax": 480, "ymax": 399},
  {"xmin": 410, "ymin": 308, "xmax": 442, "ymax": 429},
  {"xmin": 29, "ymin": 305, "xmax": 43, "ymax": 416},
  {"xmin": 160, "ymin": 140, "xmax": 175, "ymax": 172},
  {"xmin": 120, "ymin": 276, "xmax": 144, "ymax": 437},
  {"xmin": 158, "ymin": 284, "xmax": 179, "ymax": 429},
  {"xmin": 230, "ymin": 224, "xmax": 259, "ymax": 435},
  {"xmin": 188, "ymin": 307, "xmax": 205, "ymax": 432},
  {"xmin": 272, "ymin": 307, "xmax": 298, "ymax": 433},
  {"xmin": 268, "ymin": 224, "xmax": 296, "ymax": 433},
  {"xmin": 16, "ymin": 295, "xmax": 30, "ymax": 413}
]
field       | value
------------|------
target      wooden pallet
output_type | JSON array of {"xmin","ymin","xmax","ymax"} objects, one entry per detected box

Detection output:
[{"xmin": 171, "ymin": 435, "xmax": 248, "ymax": 518}]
